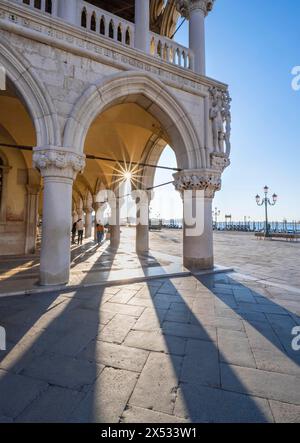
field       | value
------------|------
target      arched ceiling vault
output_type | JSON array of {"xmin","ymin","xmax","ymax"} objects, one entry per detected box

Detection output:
[{"xmin": 83, "ymin": 102, "xmax": 171, "ymax": 190}]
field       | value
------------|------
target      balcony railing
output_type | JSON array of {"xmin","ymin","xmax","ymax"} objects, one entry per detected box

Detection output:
[
  {"xmin": 79, "ymin": 0, "xmax": 135, "ymax": 48},
  {"xmin": 15, "ymin": 0, "xmax": 56, "ymax": 15},
  {"xmin": 150, "ymin": 32, "xmax": 194, "ymax": 70},
  {"xmin": 12, "ymin": 0, "xmax": 194, "ymax": 71}
]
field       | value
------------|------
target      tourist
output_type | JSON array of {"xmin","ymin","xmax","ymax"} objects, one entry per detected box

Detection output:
[
  {"xmin": 96, "ymin": 223, "xmax": 104, "ymax": 245},
  {"xmin": 71, "ymin": 222, "xmax": 77, "ymax": 244},
  {"xmin": 76, "ymin": 219, "xmax": 84, "ymax": 245}
]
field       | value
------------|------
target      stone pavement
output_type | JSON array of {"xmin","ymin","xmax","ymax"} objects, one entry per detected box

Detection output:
[
  {"xmin": 150, "ymin": 230, "xmax": 300, "ymax": 289},
  {"xmin": 0, "ymin": 270, "xmax": 299, "ymax": 423},
  {"xmin": 0, "ymin": 228, "xmax": 233, "ymax": 297},
  {"xmin": 0, "ymin": 228, "xmax": 189, "ymax": 296}
]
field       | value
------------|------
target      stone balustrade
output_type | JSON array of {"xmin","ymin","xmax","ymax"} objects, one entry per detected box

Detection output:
[
  {"xmin": 13, "ymin": 0, "xmax": 193, "ymax": 70},
  {"xmin": 78, "ymin": 0, "xmax": 135, "ymax": 48},
  {"xmin": 149, "ymin": 32, "xmax": 194, "ymax": 70},
  {"xmin": 16, "ymin": 0, "xmax": 56, "ymax": 15}
]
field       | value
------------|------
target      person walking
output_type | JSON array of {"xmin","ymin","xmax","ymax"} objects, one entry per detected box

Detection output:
[
  {"xmin": 71, "ymin": 221, "xmax": 77, "ymax": 245},
  {"xmin": 96, "ymin": 223, "xmax": 104, "ymax": 245},
  {"xmin": 76, "ymin": 219, "xmax": 84, "ymax": 245}
]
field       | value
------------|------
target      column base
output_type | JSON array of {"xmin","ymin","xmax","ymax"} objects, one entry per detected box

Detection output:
[
  {"xmin": 184, "ymin": 256, "xmax": 214, "ymax": 271},
  {"xmin": 39, "ymin": 269, "xmax": 69, "ymax": 286}
]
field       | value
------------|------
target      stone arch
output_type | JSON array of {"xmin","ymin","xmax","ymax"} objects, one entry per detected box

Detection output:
[
  {"xmin": 0, "ymin": 34, "xmax": 60, "ymax": 147},
  {"xmin": 63, "ymin": 72, "xmax": 204, "ymax": 170}
]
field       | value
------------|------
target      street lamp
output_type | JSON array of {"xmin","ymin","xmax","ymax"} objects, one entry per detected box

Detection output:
[
  {"xmin": 212, "ymin": 207, "xmax": 221, "ymax": 229},
  {"xmin": 255, "ymin": 186, "xmax": 278, "ymax": 237}
]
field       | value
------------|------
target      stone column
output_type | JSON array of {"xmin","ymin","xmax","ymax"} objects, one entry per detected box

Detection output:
[
  {"xmin": 33, "ymin": 148, "xmax": 85, "ymax": 286},
  {"xmin": 173, "ymin": 169, "xmax": 221, "ymax": 270},
  {"xmin": 135, "ymin": 191, "xmax": 151, "ymax": 254},
  {"xmin": 176, "ymin": 0, "xmax": 214, "ymax": 75},
  {"xmin": 57, "ymin": 0, "xmax": 79, "ymax": 25},
  {"xmin": 84, "ymin": 207, "xmax": 93, "ymax": 239},
  {"xmin": 25, "ymin": 184, "xmax": 41, "ymax": 255},
  {"xmin": 110, "ymin": 195, "xmax": 120, "ymax": 249},
  {"xmin": 135, "ymin": 0, "xmax": 150, "ymax": 53}
]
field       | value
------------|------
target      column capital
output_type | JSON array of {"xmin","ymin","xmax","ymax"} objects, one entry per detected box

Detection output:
[
  {"xmin": 33, "ymin": 147, "xmax": 85, "ymax": 180},
  {"xmin": 173, "ymin": 169, "xmax": 221, "ymax": 198},
  {"xmin": 175, "ymin": 0, "xmax": 215, "ymax": 19}
]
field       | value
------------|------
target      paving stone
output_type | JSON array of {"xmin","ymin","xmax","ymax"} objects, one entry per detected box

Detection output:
[
  {"xmin": 174, "ymin": 384, "xmax": 274, "ymax": 423},
  {"xmin": 221, "ymin": 363, "xmax": 300, "ymax": 405},
  {"xmin": 79, "ymin": 340, "xmax": 149, "ymax": 372},
  {"xmin": 233, "ymin": 288, "xmax": 257, "ymax": 304},
  {"xmin": 213, "ymin": 288, "xmax": 233, "ymax": 295},
  {"xmin": 252, "ymin": 347, "xmax": 300, "ymax": 376},
  {"xmin": 165, "ymin": 309, "xmax": 191, "ymax": 324},
  {"xmin": 0, "ymin": 369, "xmax": 48, "ymax": 419},
  {"xmin": 124, "ymin": 330, "xmax": 186, "ymax": 355},
  {"xmin": 170, "ymin": 302, "xmax": 191, "ymax": 312},
  {"xmin": 180, "ymin": 339, "xmax": 220, "ymax": 388},
  {"xmin": 133, "ymin": 308, "xmax": 166, "ymax": 331},
  {"xmin": 121, "ymin": 406, "xmax": 189, "ymax": 423},
  {"xmin": 0, "ymin": 327, "xmax": 62, "ymax": 373},
  {"xmin": 162, "ymin": 321, "xmax": 216, "ymax": 342},
  {"xmin": 135, "ymin": 286, "xmax": 159, "ymax": 299},
  {"xmin": 108, "ymin": 290, "xmax": 137, "ymax": 304},
  {"xmin": 99, "ymin": 314, "xmax": 138, "ymax": 344},
  {"xmin": 239, "ymin": 312, "xmax": 268, "ymax": 323},
  {"xmin": 127, "ymin": 295, "xmax": 170, "ymax": 310},
  {"xmin": 266, "ymin": 313, "xmax": 297, "ymax": 329},
  {"xmin": 21, "ymin": 353, "xmax": 103, "ymax": 390},
  {"xmin": 218, "ymin": 330, "xmax": 256, "ymax": 368},
  {"xmin": 74, "ymin": 297, "xmax": 115, "ymax": 314},
  {"xmin": 269, "ymin": 400, "xmax": 300, "ymax": 423},
  {"xmin": 47, "ymin": 322, "xmax": 102, "ymax": 357},
  {"xmin": 215, "ymin": 307, "xmax": 242, "ymax": 320},
  {"xmin": 16, "ymin": 386, "xmax": 85, "ymax": 423},
  {"xmin": 101, "ymin": 302, "xmax": 144, "ymax": 317},
  {"xmin": 214, "ymin": 294, "xmax": 238, "ymax": 309},
  {"xmin": 129, "ymin": 352, "xmax": 182, "ymax": 415},
  {"xmin": 244, "ymin": 320, "xmax": 285, "ymax": 351},
  {"xmin": 191, "ymin": 313, "xmax": 244, "ymax": 332},
  {"xmin": 157, "ymin": 282, "xmax": 179, "ymax": 295},
  {"xmin": 237, "ymin": 302, "xmax": 288, "ymax": 315},
  {"xmin": 34, "ymin": 303, "xmax": 93, "ymax": 333},
  {"xmin": 70, "ymin": 367, "xmax": 138, "ymax": 423}
]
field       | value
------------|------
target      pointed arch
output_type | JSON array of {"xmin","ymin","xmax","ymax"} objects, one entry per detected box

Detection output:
[
  {"xmin": 81, "ymin": 8, "xmax": 87, "ymax": 28},
  {"xmin": 0, "ymin": 34, "xmax": 60, "ymax": 147},
  {"xmin": 100, "ymin": 15, "xmax": 106, "ymax": 35},
  {"xmin": 91, "ymin": 12, "xmax": 96, "ymax": 32},
  {"xmin": 63, "ymin": 72, "xmax": 204, "ymax": 169},
  {"xmin": 109, "ymin": 20, "xmax": 114, "ymax": 39},
  {"xmin": 125, "ymin": 27, "xmax": 131, "ymax": 46}
]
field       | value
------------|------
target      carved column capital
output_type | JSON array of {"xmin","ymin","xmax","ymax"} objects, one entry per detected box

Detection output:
[
  {"xmin": 175, "ymin": 0, "xmax": 215, "ymax": 19},
  {"xmin": 33, "ymin": 147, "xmax": 86, "ymax": 181},
  {"xmin": 173, "ymin": 169, "xmax": 221, "ymax": 198}
]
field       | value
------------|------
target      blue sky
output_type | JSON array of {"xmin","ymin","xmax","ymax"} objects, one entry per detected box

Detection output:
[{"xmin": 152, "ymin": 0, "xmax": 300, "ymax": 222}]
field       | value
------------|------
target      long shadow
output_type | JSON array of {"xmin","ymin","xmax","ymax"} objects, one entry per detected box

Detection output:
[
  {"xmin": 199, "ymin": 272, "xmax": 300, "ymax": 364},
  {"xmin": 0, "ymin": 239, "xmax": 119, "ymax": 423},
  {"xmin": 136, "ymin": 254, "xmax": 283, "ymax": 423}
]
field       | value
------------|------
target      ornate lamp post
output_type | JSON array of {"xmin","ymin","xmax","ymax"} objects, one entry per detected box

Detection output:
[
  {"xmin": 212, "ymin": 207, "xmax": 220, "ymax": 229},
  {"xmin": 255, "ymin": 186, "xmax": 278, "ymax": 237}
]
